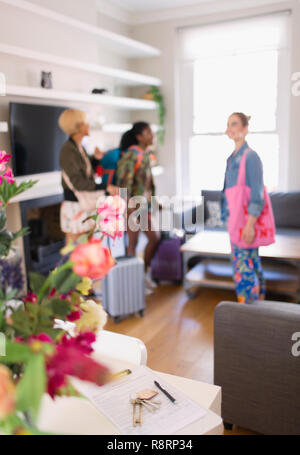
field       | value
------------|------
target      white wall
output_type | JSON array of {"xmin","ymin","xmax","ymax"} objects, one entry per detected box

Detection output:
[
  {"xmin": 0, "ymin": 0, "xmax": 131, "ymax": 155},
  {"xmin": 131, "ymin": 0, "xmax": 300, "ymax": 195}
]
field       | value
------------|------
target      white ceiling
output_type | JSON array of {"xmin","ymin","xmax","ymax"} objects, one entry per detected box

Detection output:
[
  {"xmin": 98, "ymin": 0, "xmax": 288, "ymax": 25},
  {"xmin": 107, "ymin": 0, "xmax": 221, "ymax": 12}
]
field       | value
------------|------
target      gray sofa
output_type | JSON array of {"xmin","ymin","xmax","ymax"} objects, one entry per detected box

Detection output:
[
  {"xmin": 186, "ymin": 191, "xmax": 300, "ymax": 300},
  {"xmin": 214, "ymin": 301, "xmax": 300, "ymax": 435},
  {"xmin": 202, "ymin": 190, "xmax": 300, "ymax": 237}
]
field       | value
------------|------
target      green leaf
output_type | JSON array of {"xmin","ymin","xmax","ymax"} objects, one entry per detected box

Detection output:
[
  {"xmin": 29, "ymin": 272, "xmax": 47, "ymax": 295},
  {"xmin": 12, "ymin": 226, "xmax": 30, "ymax": 241},
  {"xmin": 0, "ymin": 210, "xmax": 6, "ymax": 230},
  {"xmin": 40, "ymin": 327, "xmax": 63, "ymax": 341},
  {"xmin": 1, "ymin": 339, "xmax": 33, "ymax": 364},
  {"xmin": 5, "ymin": 289, "xmax": 18, "ymax": 301},
  {"xmin": 25, "ymin": 302, "xmax": 40, "ymax": 320},
  {"xmin": 58, "ymin": 273, "xmax": 81, "ymax": 295},
  {"xmin": 11, "ymin": 309, "xmax": 34, "ymax": 337},
  {"xmin": 0, "ymin": 229, "xmax": 13, "ymax": 256},
  {"xmin": 0, "ymin": 412, "xmax": 53, "ymax": 435},
  {"xmin": 16, "ymin": 354, "xmax": 46, "ymax": 423},
  {"xmin": 50, "ymin": 298, "xmax": 71, "ymax": 318},
  {"xmin": 0, "ymin": 179, "xmax": 38, "ymax": 207},
  {"xmin": 0, "ymin": 310, "xmax": 3, "ymax": 332},
  {"xmin": 51, "ymin": 267, "xmax": 73, "ymax": 292}
]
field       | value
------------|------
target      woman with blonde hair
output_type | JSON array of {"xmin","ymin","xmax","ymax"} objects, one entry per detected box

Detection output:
[{"xmin": 58, "ymin": 108, "xmax": 118, "ymax": 243}]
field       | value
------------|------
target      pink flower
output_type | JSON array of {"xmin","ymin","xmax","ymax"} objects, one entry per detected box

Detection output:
[
  {"xmin": 60, "ymin": 332, "xmax": 96, "ymax": 354},
  {"xmin": 97, "ymin": 195, "xmax": 126, "ymax": 217},
  {"xmin": 28, "ymin": 333, "xmax": 53, "ymax": 345},
  {"xmin": 15, "ymin": 336, "xmax": 25, "ymax": 343},
  {"xmin": 70, "ymin": 238, "xmax": 115, "ymax": 280},
  {"xmin": 98, "ymin": 215, "xmax": 125, "ymax": 240},
  {"xmin": 97, "ymin": 195, "xmax": 126, "ymax": 240},
  {"xmin": 3, "ymin": 167, "xmax": 14, "ymax": 184},
  {"xmin": 67, "ymin": 311, "xmax": 82, "ymax": 322},
  {"xmin": 0, "ymin": 151, "xmax": 12, "ymax": 165},
  {"xmin": 23, "ymin": 291, "xmax": 38, "ymax": 304},
  {"xmin": 46, "ymin": 332, "xmax": 109, "ymax": 398},
  {"xmin": 49, "ymin": 288, "xmax": 56, "ymax": 298}
]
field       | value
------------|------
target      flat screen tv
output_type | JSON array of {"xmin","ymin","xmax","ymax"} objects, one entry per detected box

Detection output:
[{"xmin": 9, "ymin": 102, "xmax": 68, "ymax": 176}]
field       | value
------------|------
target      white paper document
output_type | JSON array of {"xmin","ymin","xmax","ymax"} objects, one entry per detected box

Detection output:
[{"xmin": 75, "ymin": 366, "xmax": 207, "ymax": 435}]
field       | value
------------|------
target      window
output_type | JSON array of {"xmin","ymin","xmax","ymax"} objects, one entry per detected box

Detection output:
[{"xmin": 178, "ymin": 12, "xmax": 290, "ymax": 194}]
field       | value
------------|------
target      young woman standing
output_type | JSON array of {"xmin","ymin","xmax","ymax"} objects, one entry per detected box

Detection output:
[
  {"xmin": 223, "ymin": 112, "xmax": 275, "ymax": 304},
  {"xmin": 58, "ymin": 109, "xmax": 118, "ymax": 244},
  {"xmin": 116, "ymin": 122, "xmax": 160, "ymax": 295}
]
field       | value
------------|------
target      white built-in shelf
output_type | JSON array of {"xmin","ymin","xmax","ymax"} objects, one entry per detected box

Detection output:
[
  {"xmin": 5, "ymin": 85, "xmax": 158, "ymax": 111},
  {"xmin": 11, "ymin": 171, "xmax": 63, "ymax": 203},
  {"xmin": 0, "ymin": 0, "xmax": 161, "ymax": 58},
  {"xmin": 102, "ymin": 123, "xmax": 161, "ymax": 133},
  {"xmin": 10, "ymin": 167, "xmax": 164, "ymax": 203},
  {"xmin": 0, "ymin": 43, "xmax": 161, "ymax": 87}
]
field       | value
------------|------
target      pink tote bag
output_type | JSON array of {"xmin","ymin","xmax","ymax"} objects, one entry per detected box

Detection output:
[{"xmin": 225, "ymin": 148, "xmax": 275, "ymax": 249}]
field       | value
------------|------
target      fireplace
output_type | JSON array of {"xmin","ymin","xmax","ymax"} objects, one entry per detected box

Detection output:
[{"xmin": 20, "ymin": 194, "xmax": 65, "ymax": 278}]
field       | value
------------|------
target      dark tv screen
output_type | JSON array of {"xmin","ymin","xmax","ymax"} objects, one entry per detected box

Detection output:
[{"xmin": 9, "ymin": 102, "xmax": 68, "ymax": 176}]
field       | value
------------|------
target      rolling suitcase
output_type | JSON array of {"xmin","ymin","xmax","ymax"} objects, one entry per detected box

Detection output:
[
  {"xmin": 151, "ymin": 232, "xmax": 184, "ymax": 284},
  {"xmin": 102, "ymin": 256, "xmax": 145, "ymax": 323}
]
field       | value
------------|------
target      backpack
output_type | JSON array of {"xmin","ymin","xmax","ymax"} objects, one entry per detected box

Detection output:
[
  {"xmin": 96, "ymin": 146, "xmax": 144, "ymax": 186},
  {"xmin": 96, "ymin": 148, "xmax": 122, "ymax": 185}
]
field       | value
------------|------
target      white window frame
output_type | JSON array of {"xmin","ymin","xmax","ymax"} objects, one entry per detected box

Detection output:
[{"xmin": 176, "ymin": 12, "xmax": 291, "ymax": 195}]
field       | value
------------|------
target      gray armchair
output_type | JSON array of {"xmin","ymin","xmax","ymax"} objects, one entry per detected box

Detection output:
[{"xmin": 214, "ymin": 301, "xmax": 300, "ymax": 435}]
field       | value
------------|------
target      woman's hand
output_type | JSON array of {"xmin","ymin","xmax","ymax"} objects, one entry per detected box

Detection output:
[
  {"xmin": 241, "ymin": 215, "xmax": 257, "ymax": 244},
  {"xmin": 107, "ymin": 184, "xmax": 120, "ymax": 196},
  {"xmin": 94, "ymin": 147, "xmax": 104, "ymax": 160}
]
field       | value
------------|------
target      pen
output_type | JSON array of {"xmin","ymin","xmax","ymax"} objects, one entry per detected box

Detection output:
[{"xmin": 154, "ymin": 380, "xmax": 176, "ymax": 403}]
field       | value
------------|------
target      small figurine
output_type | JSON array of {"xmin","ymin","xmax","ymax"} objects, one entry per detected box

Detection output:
[{"xmin": 41, "ymin": 71, "xmax": 53, "ymax": 89}]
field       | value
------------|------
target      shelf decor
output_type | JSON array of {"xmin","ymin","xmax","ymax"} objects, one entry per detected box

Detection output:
[
  {"xmin": 6, "ymin": 85, "xmax": 157, "ymax": 111},
  {"xmin": 143, "ymin": 87, "xmax": 165, "ymax": 145},
  {"xmin": 0, "ymin": 43, "xmax": 161, "ymax": 87}
]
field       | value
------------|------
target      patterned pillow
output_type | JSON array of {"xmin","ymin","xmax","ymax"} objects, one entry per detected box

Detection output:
[{"xmin": 205, "ymin": 201, "xmax": 224, "ymax": 228}]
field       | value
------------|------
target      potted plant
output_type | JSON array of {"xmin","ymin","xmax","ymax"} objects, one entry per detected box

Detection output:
[
  {"xmin": 143, "ymin": 86, "xmax": 165, "ymax": 145},
  {"xmin": 0, "ymin": 151, "xmax": 126, "ymax": 435}
]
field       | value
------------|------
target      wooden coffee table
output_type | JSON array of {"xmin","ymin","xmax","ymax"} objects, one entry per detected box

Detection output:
[{"xmin": 181, "ymin": 231, "xmax": 300, "ymax": 301}]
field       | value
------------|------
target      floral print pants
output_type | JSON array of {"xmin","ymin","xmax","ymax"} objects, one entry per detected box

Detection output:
[{"xmin": 231, "ymin": 244, "xmax": 266, "ymax": 304}]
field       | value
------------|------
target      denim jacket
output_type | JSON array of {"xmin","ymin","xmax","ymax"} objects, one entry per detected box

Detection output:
[{"xmin": 221, "ymin": 142, "xmax": 264, "ymax": 222}]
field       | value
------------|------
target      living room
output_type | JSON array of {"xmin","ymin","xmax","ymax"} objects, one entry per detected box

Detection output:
[{"xmin": 0, "ymin": 0, "xmax": 300, "ymax": 439}]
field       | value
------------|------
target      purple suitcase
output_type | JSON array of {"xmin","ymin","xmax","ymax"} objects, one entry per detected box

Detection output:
[{"xmin": 151, "ymin": 235, "xmax": 184, "ymax": 283}]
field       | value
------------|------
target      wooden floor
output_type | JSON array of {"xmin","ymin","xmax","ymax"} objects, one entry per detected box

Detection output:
[{"xmin": 105, "ymin": 283, "xmax": 258, "ymax": 435}]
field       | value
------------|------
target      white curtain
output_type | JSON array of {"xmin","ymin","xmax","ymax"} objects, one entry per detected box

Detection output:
[{"xmin": 178, "ymin": 11, "xmax": 290, "ymax": 60}]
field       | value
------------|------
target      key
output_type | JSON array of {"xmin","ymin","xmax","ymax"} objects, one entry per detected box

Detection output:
[
  {"xmin": 136, "ymin": 402, "xmax": 142, "ymax": 426},
  {"xmin": 136, "ymin": 398, "xmax": 155, "ymax": 413},
  {"xmin": 131, "ymin": 399, "xmax": 137, "ymax": 427},
  {"xmin": 130, "ymin": 398, "xmax": 143, "ymax": 426}
]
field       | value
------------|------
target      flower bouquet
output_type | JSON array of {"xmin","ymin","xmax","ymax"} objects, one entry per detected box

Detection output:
[{"xmin": 0, "ymin": 151, "xmax": 126, "ymax": 435}]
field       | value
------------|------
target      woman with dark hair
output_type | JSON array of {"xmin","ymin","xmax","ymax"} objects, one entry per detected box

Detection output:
[
  {"xmin": 222, "ymin": 112, "xmax": 275, "ymax": 304},
  {"xmin": 116, "ymin": 122, "xmax": 160, "ymax": 295}
]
